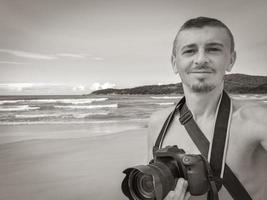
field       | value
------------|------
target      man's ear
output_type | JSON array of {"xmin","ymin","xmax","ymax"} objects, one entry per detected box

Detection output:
[
  {"xmin": 171, "ymin": 55, "xmax": 178, "ymax": 74},
  {"xmin": 226, "ymin": 50, "xmax": 236, "ymax": 72}
]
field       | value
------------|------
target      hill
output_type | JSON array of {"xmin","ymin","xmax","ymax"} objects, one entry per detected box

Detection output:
[{"xmin": 90, "ymin": 74, "xmax": 267, "ymax": 95}]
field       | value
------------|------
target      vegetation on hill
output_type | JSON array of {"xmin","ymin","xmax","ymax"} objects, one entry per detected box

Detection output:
[{"xmin": 90, "ymin": 74, "xmax": 267, "ymax": 95}]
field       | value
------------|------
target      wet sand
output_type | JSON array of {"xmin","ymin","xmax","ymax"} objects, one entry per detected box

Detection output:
[{"xmin": 0, "ymin": 126, "xmax": 148, "ymax": 200}]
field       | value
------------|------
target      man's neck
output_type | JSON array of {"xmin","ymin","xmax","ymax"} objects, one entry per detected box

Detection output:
[{"xmin": 183, "ymin": 85, "xmax": 223, "ymax": 121}]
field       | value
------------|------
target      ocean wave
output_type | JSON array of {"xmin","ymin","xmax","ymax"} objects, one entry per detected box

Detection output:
[
  {"xmin": 33, "ymin": 98, "xmax": 108, "ymax": 104},
  {"xmin": 72, "ymin": 112, "xmax": 109, "ymax": 118},
  {"xmin": 0, "ymin": 97, "xmax": 108, "ymax": 105},
  {"xmin": 156, "ymin": 102, "xmax": 175, "ymax": 106},
  {"xmin": 0, "ymin": 100, "xmax": 20, "ymax": 105},
  {"xmin": 13, "ymin": 111, "xmax": 109, "ymax": 119},
  {"xmin": 15, "ymin": 113, "xmax": 62, "ymax": 119},
  {"xmin": 232, "ymin": 94, "xmax": 267, "ymax": 100},
  {"xmin": 0, "ymin": 105, "xmax": 40, "ymax": 111},
  {"xmin": 0, "ymin": 120, "xmax": 121, "ymax": 125},
  {"xmin": 54, "ymin": 104, "xmax": 118, "ymax": 109},
  {"xmin": 150, "ymin": 96, "xmax": 179, "ymax": 100}
]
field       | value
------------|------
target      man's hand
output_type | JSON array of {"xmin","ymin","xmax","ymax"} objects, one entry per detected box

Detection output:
[{"xmin": 163, "ymin": 178, "xmax": 191, "ymax": 200}]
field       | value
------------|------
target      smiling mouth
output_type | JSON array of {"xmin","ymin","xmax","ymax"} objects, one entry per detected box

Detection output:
[{"xmin": 190, "ymin": 71, "xmax": 213, "ymax": 73}]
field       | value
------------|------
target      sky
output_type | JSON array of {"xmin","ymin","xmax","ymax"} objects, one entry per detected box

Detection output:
[{"xmin": 0, "ymin": 0, "xmax": 267, "ymax": 95}]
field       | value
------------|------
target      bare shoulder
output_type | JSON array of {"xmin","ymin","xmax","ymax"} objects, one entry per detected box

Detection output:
[
  {"xmin": 232, "ymin": 98, "xmax": 267, "ymax": 125},
  {"xmin": 231, "ymin": 98, "xmax": 267, "ymax": 149}
]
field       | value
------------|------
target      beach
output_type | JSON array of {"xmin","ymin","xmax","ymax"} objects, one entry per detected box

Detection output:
[
  {"xmin": 0, "ymin": 124, "xmax": 148, "ymax": 200},
  {"xmin": 0, "ymin": 94, "xmax": 266, "ymax": 200},
  {"xmin": 0, "ymin": 94, "xmax": 179, "ymax": 200}
]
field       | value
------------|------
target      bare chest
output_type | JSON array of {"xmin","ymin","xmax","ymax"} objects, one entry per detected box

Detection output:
[
  {"xmin": 161, "ymin": 115, "xmax": 215, "ymax": 154},
  {"xmin": 161, "ymin": 115, "xmax": 257, "ymax": 167},
  {"xmin": 161, "ymin": 115, "xmax": 267, "ymax": 199}
]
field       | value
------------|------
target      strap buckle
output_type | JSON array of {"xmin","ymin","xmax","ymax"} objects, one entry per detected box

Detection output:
[{"xmin": 179, "ymin": 109, "xmax": 193, "ymax": 125}]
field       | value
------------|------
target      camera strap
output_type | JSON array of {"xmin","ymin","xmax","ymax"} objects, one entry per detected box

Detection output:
[
  {"xmin": 153, "ymin": 90, "xmax": 252, "ymax": 200},
  {"xmin": 200, "ymin": 154, "xmax": 219, "ymax": 200}
]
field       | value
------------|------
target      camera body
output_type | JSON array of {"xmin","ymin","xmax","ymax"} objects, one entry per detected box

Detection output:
[
  {"xmin": 153, "ymin": 145, "xmax": 209, "ymax": 195},
  {"xmin": 122, "ymin": 145, "xmax": 212, "ymax": 200}
]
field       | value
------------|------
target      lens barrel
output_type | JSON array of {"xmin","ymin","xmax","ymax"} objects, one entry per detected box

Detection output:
[
  {"xmin": 129, "ymin": 170, "xmax": 155, "ymax": 199},
  {"xmin": 122, "ymin": 162, "xmax": 176, "ymax": 200}
]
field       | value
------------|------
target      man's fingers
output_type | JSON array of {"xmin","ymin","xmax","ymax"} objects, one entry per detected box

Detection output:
[
  {"xmin": 184, "ymin": 192, "xmax": 191, "ymax": 200},
  {"xmin": 175, "ymin": 178, "xmax": 188, "ymax": 195},
  {"xmin": 175, "ymin": 178, "xmax": 184, "ymax": 192},
  {"xmin": 163, "ymin": 178, "xmax": 189, "ymax": 200},
  {"xmin": 165, "ymin": 191, "xmax": 174, "ymax": 199}
]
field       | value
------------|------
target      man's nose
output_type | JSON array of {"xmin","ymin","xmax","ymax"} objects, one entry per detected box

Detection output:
[{"xmin": 194, "ymin": 51, "xmax": 210, "ymax": 65}]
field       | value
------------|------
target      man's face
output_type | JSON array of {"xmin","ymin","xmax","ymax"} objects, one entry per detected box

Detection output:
[{"xmin": 172, "ymin": 26, "xmax": 236, "ymax": 93}]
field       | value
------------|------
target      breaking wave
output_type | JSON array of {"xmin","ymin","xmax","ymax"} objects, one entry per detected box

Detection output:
[
  {"xmin": 15, "ymin": 113, "xmax": 62, "ymax": 119},
  {"xmin": 150, "ymin": 96, "xmax": 179, "ymax": 100},
  {"xmin": 54, "ymin": 104, "xmax": 118, "ymax": 109},
  {"xmin": 0, "ymin": 97, "xmax": 108, "ymax": 105},
  {"xmin": 156, "ymin": 102, "xmax": 175, "ymax": 106},
  {"xmin": 72, "ymin": 112, "xmax": 109, "ymax": 118},
  {"xmin": 0, "ymin": 105, "xmax": 39, "ymax": 111}
]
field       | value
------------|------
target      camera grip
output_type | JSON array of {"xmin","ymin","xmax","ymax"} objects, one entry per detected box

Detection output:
[{"xmin": 182, "ymin": 155, "xmax": 209, "ymax": 195}]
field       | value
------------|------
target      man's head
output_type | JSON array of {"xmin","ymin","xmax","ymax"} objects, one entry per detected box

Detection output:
[
  {"xmin": 171, "ymin": 17, "xmax": 236, "ymax": 93},
  {"xmin": 172, "ymin": 17, "xmax": 235, "ymax": 57}
]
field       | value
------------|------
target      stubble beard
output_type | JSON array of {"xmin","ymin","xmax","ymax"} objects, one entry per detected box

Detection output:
[
  {"xmin": 191, "ymin": 83, "xmax": 216, "ymax": 93},
  {"xmin": 190, "ymin": 78, "xmax": 216, "ymax": 93}
]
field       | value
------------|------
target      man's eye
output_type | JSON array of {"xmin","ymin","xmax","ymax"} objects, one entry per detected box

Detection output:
[
  {"xmin": 182, "ymin": 49, "xmax": 195, "ymax": 55},
  {"xmin": 207, "ymin": 48, "xmax": 221, "ymax": 52}
]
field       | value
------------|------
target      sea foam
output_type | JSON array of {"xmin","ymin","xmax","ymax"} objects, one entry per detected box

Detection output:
[
  {"xmin": 15, "ymin": 113, "xmax": 62, "ymax": 119},
  {"xmin": 151, "ymin": 96, "xmax": 179, "ymax": 100},
  {"xmin": 156, "ymin": 102, "xmax": 175, "ymax": 106},
  {"xmin": 0, "ymin": 97, "xmax": 108, "ymax": 105},
  {"xmin": 0, "ymin": 105, "xmax": 39, "ymax": 111},
  {"xmin": 54, "ymin": 104, "xmax": 118, "ymax": 109}
]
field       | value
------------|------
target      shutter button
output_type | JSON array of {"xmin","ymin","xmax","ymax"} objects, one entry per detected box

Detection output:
[{"xmin": 183, "ymin": 156, "xmax": 191, "ymax": 164}]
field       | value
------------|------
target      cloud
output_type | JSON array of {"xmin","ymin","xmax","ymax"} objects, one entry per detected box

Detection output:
[
  {"xmin": 57, "ymin": 53, "xmax": 87, "ymax": 59},
  {"xmin": 0, "ymin": 49, "xmax": 56, "ymax": 60},
  {"xmin": 0, "ymin": 61, "xmax": 28, "ymax": 65},
  {"xmin": 72, "ymin": 85, "xmax": 86, "ymax": 91},
  {"xmin": 0, "ymin": 83, "xmax": 58, "ymax": 91},
  {"xmin": 92, "ymin": 57, "xmax": 104, "ymax": 61},
  {"xmin": 90, "ymin": 82, "xmax": 116, "ymax": 91},
  {"xmin": 0, "ymin": 82, "xmax": 116, "ymax": 95},
  {"xmin": 0, "ymin": 49, "xmax": 104, "ymax": 62},
  {"xmin": 56, "ymin": 53, "xmax": 104, "ymax": 61},
  {"xmin": 0, "ymin": 83, "xmax": 76, "ymax": 95}
]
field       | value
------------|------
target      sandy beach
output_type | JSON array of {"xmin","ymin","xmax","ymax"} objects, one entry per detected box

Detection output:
[{"xmin": 0, "ymin": 125, "xmax": 148, "ymax": 200}]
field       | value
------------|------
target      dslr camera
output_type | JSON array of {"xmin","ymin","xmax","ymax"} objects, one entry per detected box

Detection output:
[{"xmin": 121, "ymin": 145, "xmax": 217, "ymax": 200}]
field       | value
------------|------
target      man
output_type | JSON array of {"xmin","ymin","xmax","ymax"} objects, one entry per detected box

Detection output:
[{"xmin": 147, "ymin": 17, "xmax": 267, "ymax": 200}]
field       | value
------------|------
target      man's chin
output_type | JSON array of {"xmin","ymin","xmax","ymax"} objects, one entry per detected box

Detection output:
[{"xmin": 191, "ymin": 84, "xmax": 216, "ymax": 93}]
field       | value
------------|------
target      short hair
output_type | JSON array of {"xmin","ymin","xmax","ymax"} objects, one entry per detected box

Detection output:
[{"xmin": 172, "ymin": 17, "xmax": 235, "ymax": 57}]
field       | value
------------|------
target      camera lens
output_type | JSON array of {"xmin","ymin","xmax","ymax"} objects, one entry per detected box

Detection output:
[
  {"xmin": 129, "ymin": 170, "xmax": 155, "ymax": 200},
  {"xmin": 137, "ymin": 173, "xmax": 154, "ymax": 197},
  {"xmin": 122, "ymin": 161, "xmax": 178, "ymax": 200}
]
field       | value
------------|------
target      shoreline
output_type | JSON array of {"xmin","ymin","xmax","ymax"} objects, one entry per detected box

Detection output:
[{"xmin": 0, "ymin": 122, "xmax": 148, "ymax": 145}]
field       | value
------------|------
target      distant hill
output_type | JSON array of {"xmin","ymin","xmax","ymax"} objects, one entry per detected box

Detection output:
[{"xmin": 90, "ymin": 74, "xmax": 267, "ymax": 95}]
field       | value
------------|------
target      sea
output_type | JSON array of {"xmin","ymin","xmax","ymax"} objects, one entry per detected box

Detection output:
[
  {"xmin": 0, "ymin": 94, "xmax": 181, "ymax": 125},
  {"xmin": 0, "ymin": 94, "xmax": 267, "ymax": 138}
]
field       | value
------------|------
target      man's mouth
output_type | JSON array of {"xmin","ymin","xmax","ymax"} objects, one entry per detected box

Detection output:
[{"xmin": 190, "ymin": 71, "xmax": 213, "ymax": 74}]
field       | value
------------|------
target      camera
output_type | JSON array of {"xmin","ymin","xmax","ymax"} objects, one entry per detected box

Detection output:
[{"xmin": 121, "ymin": 145, "xmax": 215, "ymax": 200}]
